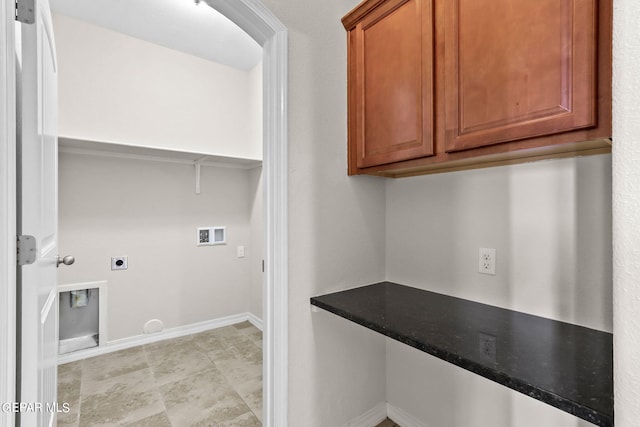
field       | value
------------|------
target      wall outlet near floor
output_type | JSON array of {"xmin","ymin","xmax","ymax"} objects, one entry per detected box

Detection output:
[
  {"xmin": 478, "ymin": 247, "xmax": 496, "ymax": 275},
  {"xmin": 479, "ymin": 332, "xmax": 497, "ymax": 362},
  {"xmin": 111, "ymin": 256, "xmax": 128, "ymax": 270}
]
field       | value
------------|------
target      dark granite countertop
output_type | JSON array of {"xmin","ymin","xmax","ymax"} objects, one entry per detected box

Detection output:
[{"xmin": 310, "ymin": 282, "xmax": 613, "ymax": 427}]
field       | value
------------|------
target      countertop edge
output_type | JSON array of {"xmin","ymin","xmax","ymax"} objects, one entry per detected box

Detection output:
[{"xmin": 310, "ymin": 284, "xmax": 613, "ymax": 427}]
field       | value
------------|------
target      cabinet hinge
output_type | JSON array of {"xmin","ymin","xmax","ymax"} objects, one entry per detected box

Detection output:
[
  {"xmin": 17, "ymin": 235, "xmax": 37, "ymax": 266},
  {"xmin": 15, "ymin": 0, "xmax": 35, "ymax": 24}
]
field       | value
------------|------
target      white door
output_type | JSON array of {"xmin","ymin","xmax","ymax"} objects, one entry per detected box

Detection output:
[{"xmin": 18, "ymin": 0, "xmax": 59, "ymax": 425}]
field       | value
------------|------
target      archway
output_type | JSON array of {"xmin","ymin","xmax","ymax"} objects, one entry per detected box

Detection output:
[{"xmin": 203, "ymin": 1, "xmax": 288, "ymax": 425}]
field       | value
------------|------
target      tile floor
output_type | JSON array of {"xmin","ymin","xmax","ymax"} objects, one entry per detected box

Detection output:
[
  {"xmin": 57, "ymin": 321, "xmax": 263, "ymax": 427},
  {"xmin": 375, "ymin": 419, "xmax": 400, "ymax": 427}
]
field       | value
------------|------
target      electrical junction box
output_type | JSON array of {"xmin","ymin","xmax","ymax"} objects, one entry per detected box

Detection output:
[
  {"xmin": 111, "ymin": 256, "xmax": 128, "ymax": 270},
  {"xmin": 197, "ymin": 226, "xmax": 226, "ymax": 246}
]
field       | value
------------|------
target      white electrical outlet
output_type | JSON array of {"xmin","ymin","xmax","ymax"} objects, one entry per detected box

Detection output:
[{"xmin": 478, "ymin": 248, "xmax": 496, "ymax": 275}]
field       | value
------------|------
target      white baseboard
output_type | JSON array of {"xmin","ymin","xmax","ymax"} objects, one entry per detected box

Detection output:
[
  {"xmin": 386, "ymin": 403, "xmax": 428, "ymax": 427},
  {"xmin": 345, "ymin": 402, "xmax": 428, "ymax": 427},
  {"xmin": 58, "ymin": 312, "xmax": 263, "ymax": 365},
  {"xmin": 345, "ymin": 402, "xmax": 388, "ymax": 427},
  {"xmin": 247, "ymin": 312, "xmax": 263, "ymax": 330}
]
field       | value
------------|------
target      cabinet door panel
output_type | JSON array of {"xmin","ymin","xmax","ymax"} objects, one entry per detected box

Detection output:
[
  {"xmin": 354, "ymin": 0, "xmax": 434, "ymax": 168},
  {"xmin": 444, "ymin": 0, "xmax": 597, "ymax": 152}
]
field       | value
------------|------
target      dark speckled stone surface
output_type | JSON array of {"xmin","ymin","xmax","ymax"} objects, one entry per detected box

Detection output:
[{"xmin": 310, "ymin": 282, "xmax": 613, "ymax": 427}]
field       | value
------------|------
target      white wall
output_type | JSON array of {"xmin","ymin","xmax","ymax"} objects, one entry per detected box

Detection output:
[
  {"xmin": 248, "ymin": 63, "xmax": 263, "ymax": 319},
  {"xmin": 57, "ymin": 152, "xmax": 260, "ymax": 341},
  {"xmin": 248, "ymin": 61, "xmax": 263, "ymax": 159},
  {"xmin": 261, "ymin": 0, "xmax": 389, "ymax": 425},
  {"xmin": 612, "ymin": 0, "xmax": 640, "ymax": 425},
  {"xmin": 52, "ymin": 14, "xmax": 262, "ymax": 160},
  {"xmin": 385, "ymin": 154, "xmax": 612, "ymax": 426},
  {"xmin": 249, "ymin": 166, "xmax": 263, "ymax": 319},
  {"xmin": 387, "ymin": 341, "xmax": 596, "ymax": 427},
  {"xmin": 386, "ymin": 155, "xmax": 612, "ymax": 331}
]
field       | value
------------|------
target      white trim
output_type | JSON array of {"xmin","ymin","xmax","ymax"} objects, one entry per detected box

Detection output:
[
  {"xmin": 203, "ymin": 2, "xmax": 288, "ymax": 426},
  {"xmin": 0, "ymin": 1, "xmax": 16, "ymax": 426},
  {"xmin": 57, "ymin": 312, "xmax": 263, "ymax": 365},
  {"xmin": 387, "ymin": 403, "xmax": 430, "ymax": 427},
  {"xmin": 345, "ymin": 402, "xmax": 388, "ymax": 427},
  {"xmin": 40, "ymin": 289, "xmax": 56, "ymax": 324},
  {"xmin": 247, "ymin": 311, "xmax": 264, "ymax": 330},
  {"xmin": 344, "ymin": 402, "xmax": 429, "ymax": 427},
  {"xmin": 58, "ymin": 144, "xmax": 263, "ymax": 170}
]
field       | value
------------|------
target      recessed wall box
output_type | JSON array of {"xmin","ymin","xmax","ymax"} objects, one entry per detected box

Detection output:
[
  {"xmin": 197, "ymin": 226, "xmax": 226, "ymax": 246},
  {"xmin": 111, "ymin": 256, "xmax": 128, "ymax": 270}
]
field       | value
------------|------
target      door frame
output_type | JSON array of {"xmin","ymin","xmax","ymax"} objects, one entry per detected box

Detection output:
[
  {"xmin": 1, "ymin": 0, "xmax": 17, "ymax": 426},
  {"xmin": 1, "ymin": 0, "xmax": 288, "ymax": 426},
  {"xmin": 206, "ymin": 2, "xmax": 288, "ymax": 425}
]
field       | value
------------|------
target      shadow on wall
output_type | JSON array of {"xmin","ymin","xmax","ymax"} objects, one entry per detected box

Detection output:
[
  {"xmin": 383, "ymin": 154, "xmax": 612, "ymax": 427},
  {"xmin": 57, "ymin": 152, "xmax": 262, "ymax": 341}
]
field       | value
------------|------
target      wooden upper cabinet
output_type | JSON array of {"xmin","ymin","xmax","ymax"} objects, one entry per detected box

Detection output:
[
  {"xmin": 343, "ymin": 0, "xmax": 611, "ymax": 177},
  {"xmin": 344, "ymin": 0, "xmax": 435, "ymax": 171},
  {"xmin": 444, "ymin": 0, "xmax": 598, "ymax": 153}
]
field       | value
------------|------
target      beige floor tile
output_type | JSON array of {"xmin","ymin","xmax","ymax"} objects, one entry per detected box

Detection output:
[
  {"xmin": 207, "ymin": 335, "xmax": 261, "ymax": 365},
  {"xmin": 246, "ymin": 330, "xmax": 263, "ymax": 343},
  {"xmin": 81, "ymin": 362, "xmax": 151, "ymax": 396},
  {"xmin": 81, "ymin": 347, "xmax": 148, "ymax": 385},
  {"xmin": 146, "ymin": 341, "xmax": 216, "ymax": 386},
  {"xmin": 56, "ymin": 411, "xmax": 79, "ymax": 427},
  {"xmin": 215, "ymin": 358, "xmax": 262, "ymax": 386},
  {"xmin": 58, "ymin": 361, "xmax": 83, "ymax": 414},
  {"xmin": 207, "ymin": 325, "xmax": 240, "ymax": 337},
  {"xmin": 124, "ymin": 410, "xmax": 172, "ymax": 426},
  {"xmin": 194, "ymin": 326, "xmax": 249, "ymax": 352},
  {"xmin": 183, "ymin": 393, "xmax": 254, "ymax": 427},
  {"xmin": 233, "ymin": 321, "xmax": 254, "ymax": 330},
  {"xmin": 58, "ymin": 359, "xmax": 84, "ymax": 378},
  {"xmin": 160, "ymin": 368, "xmax": 251, "ymax": 426},
  {"xmin": 234, "ymin": 377, "xmax": 263, "ymax": 422},
  {"xmin": 238, "ymin": 325, "xmax": 262, "ymax": 339},
  {"xmin": 78, "ymin": 367, "xmax": 165, "ymax": 426},
  {"xmin": 59, "ymin": 325, "xmax": 264, "ymax": 426},
  {"xmin": 376, "ymin": 418, "xmax": 401, "ymax": 427},
  {"xmin": 192, "ymin": 332, "xmax": 232, "ymax": 355},
  {"xmin": 144, "ymin": 335, "xmax": 194, "ymax": 354},
  {"xmin": 215, "ymin": 410, "xmax": 262, "ymax": 427}
]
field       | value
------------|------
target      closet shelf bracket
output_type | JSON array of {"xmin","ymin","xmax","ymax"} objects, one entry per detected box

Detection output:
[{"xmin": 194, "ymin": 156, "xmax": 207, "ymax": 194}]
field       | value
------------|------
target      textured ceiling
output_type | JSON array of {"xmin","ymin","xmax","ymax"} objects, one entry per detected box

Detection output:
[{"xmin": 50, "ymin": 0, "xmax": 262, "ymax": 71}]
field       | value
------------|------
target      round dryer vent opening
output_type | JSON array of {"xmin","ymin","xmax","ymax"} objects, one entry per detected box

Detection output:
[{"xmin": 143, "ymin": 319, "xmax": 164, "ymax": 334}]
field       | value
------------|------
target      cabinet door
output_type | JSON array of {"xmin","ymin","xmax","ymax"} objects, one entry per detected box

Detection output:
[
  {"xmin": 444, "ymin": 0, "xmax": 597, "ymax": 153},
  {"xmin": 350, "ymin": 0, "xmax": 434, "ymax": 169}
]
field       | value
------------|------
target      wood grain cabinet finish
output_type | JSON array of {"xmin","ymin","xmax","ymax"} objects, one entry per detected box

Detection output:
[
  {"xmin": 444, "ymin": 0, "xmax": 597, "ymax": 153},
  {"xmin": 343, "ymin": 0, "xmax": 612, "ymax": 178},
  {"xmin": 344, "ymin": 0, "xmax": 435, "ymax": 170}
]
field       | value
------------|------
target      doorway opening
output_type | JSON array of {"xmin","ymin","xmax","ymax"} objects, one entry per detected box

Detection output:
[{"xmin": 49, "ymin": 0, "xmax": 287, "ymax": 425}]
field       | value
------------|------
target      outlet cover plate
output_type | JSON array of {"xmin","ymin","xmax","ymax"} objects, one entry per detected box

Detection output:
[
  {"xmin": 111, "ymin": 256, "xmax": 128, "ymax": 270},
  {"xmin": 479, "ymin": 248, "xmax": 496, "ymax": 275},
  {"xmin": 197, "ymin": 226, "xmax": 226, "ymax": 246},
  {"xmin": 479, "ymin": 332, "xmax": 497, "ymax": 362}
]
